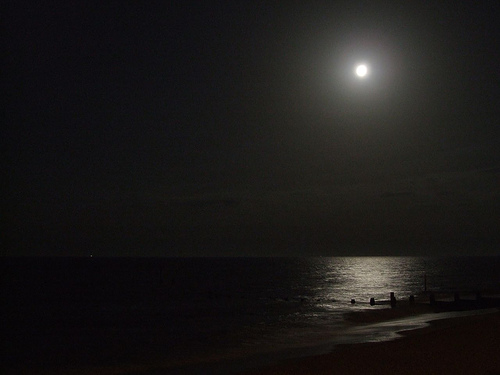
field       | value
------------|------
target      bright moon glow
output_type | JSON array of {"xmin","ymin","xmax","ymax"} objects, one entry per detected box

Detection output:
[{"xmin": 355, "ymin": 64, "xmax": 368, "ymax": 77}]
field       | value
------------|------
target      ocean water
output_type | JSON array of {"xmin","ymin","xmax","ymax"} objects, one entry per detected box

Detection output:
[{"xmin": 2, "ymin": 256, "xmax": 499, "ymax": 373}]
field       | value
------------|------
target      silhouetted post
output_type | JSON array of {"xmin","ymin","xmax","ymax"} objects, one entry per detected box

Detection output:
[
  {"xmin": 424, "ymin": 272, "xmax": 427, "ymax": 292},
  {"xmin": 429, "ymin": 293, "xmax": 436, "ymax": 306},
  {"xmin": 370, "ymin": 297, "xmax": 375, "ymax": 306},
  {"xmin": 390, "ymin": 292, "xmax": 397, "ymax": 308},
  {"xmin": 409, "ymin": 295, "xmax": 415, "ymax": 305}
]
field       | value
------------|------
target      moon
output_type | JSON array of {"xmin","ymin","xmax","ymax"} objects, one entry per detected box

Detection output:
[{"xmin": 355, "ymin": 64, "xmax": 368, "ymax": 78}]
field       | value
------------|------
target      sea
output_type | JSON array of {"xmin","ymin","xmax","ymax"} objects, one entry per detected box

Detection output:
[{"xmin": 2, "ymin": 256, "xmax": 500, "ymax": 374}]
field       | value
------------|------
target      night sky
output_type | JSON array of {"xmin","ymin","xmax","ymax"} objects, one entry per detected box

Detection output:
[{"xmin": 3, "ymin": 1, "xmax": 500, "ymax": 256}]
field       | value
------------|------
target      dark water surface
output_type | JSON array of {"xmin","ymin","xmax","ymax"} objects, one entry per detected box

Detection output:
[{"xmin": 2, "ymin": 256, "xmax": 499, "ymax": 373}]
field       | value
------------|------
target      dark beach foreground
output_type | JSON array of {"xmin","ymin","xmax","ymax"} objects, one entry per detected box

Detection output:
[
  {"xmin": 5, "ymin": 306, "xmax": 499, "ymax": 375},
  {"xmin": 243, "ymin": 309, "xmax": 500, "ymax": 375}
]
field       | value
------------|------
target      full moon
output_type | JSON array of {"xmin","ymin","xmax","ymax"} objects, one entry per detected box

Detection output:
[{"xmin": 355, "ymin": 64, "xmax": 368, "ymax": 77}]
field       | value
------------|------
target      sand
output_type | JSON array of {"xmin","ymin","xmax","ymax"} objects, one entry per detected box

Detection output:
[
  {"xmin": 243, "ymin": 309, "xmax": 500, "ymax": 375},
  {"xmin": 6, "ymin": 306, "xmax": 500, "ymax": 374}
]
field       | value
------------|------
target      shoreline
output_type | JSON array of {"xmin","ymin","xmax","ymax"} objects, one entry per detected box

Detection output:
[
  {"xmin": 242, "ymin": 307, "xmax": 500, "ymax": 375},
  {"xmin": 4, "ymin": 302, "xmax": 499, "ymax": 374}
]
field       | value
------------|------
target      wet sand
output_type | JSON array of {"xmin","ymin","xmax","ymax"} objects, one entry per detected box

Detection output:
[
  {"xmin": 243, "ymin": 309, "xmax": 500, "ymax": 375},
  {"xmin": 5, "ymin": 305, "xmax": 499, "ymax": 374}
]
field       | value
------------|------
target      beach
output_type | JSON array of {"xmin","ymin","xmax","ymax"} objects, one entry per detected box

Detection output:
[
  {"xmin": 243, "ymin": 309, "xmax": 500, "ymax": 375},
  {"xmin": 3, "ymin": 257, "xmax": 500, "ymax": 374},
  {"xmin": 7, "ymin": 307, "xmax": 498, "ymax": 375}
]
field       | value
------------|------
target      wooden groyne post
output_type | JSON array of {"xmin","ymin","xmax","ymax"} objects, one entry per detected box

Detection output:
[
  {"xmin": 429, "ymin": 292, "xmax": 436, "ymax": 306},
  {"xmin": 390, "ymin": 292, "xmax": 397, "ymax": 308}
]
